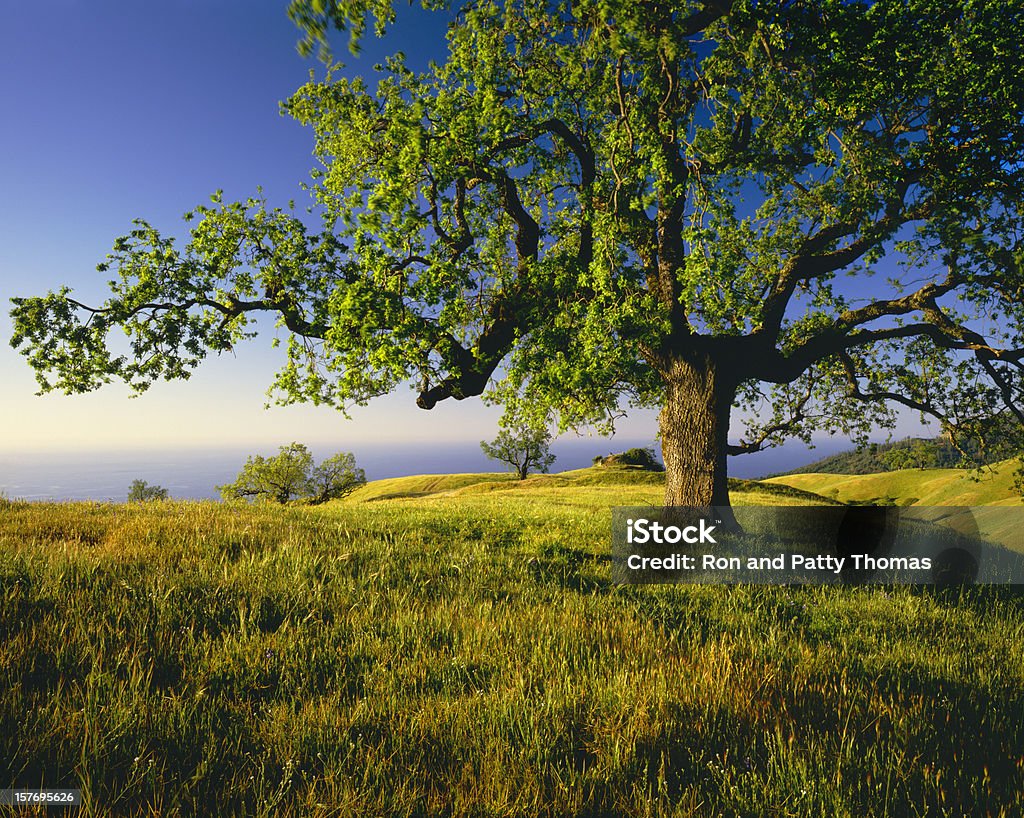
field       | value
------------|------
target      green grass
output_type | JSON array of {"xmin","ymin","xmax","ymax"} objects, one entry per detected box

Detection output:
[
  {"xmin": 345, "ymin": 472, "xmax": 519, "ymax": 501},
  {"xmin": 766, "ymin": 457, "xmax": 1024, "ymax": 507},
  {"xmin": 1, "ymin": 473, "xmax": 1022, "ymax": 816},
  {"xmin": 346, "ymin": 466, "xmax": 845, "ymax": 508}
]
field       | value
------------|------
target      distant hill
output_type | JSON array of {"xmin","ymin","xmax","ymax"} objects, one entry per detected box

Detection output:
[
  {"xmin": 766, "ymin": 459, "xmax": 1024, "ymax": 550},
  {"xmin": 776, "ymin": 436, "xmax": 976, "ymax": 476},
  {"xmin": 337, "ymin": 462, "xmax": 1024, "ymax": 552},
  {"xmin": 344, "ymin": 458, "xmax": 1024, "ymax": 509},
  {"xmin": 766, "ymin": 458, "xmax": 1023, "ymax": 507}
]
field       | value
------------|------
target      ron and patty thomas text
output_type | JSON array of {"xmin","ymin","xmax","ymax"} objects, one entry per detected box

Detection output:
[{"xmin": 624, "ymin": 552, "xmax": 932, "ymax": 574}]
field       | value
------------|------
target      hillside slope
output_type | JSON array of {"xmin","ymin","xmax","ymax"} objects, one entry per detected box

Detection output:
[
  {"xmin": 766, "ymin": 458, "xmax": 1023, "ymax": 507},
  {"xmin": 348, "ymin": 461, "xmax": 1022, "ymax": 510},
  {"xmin": 344, "ymin": 466, "xmax": 842, "ymax": 507},
  {"xmin": 345, "ymin": 472, "xmax": 519, "ymax": 501}
]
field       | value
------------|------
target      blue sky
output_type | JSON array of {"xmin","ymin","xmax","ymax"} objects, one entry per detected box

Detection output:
[
  {"xmin": 0, "ymin": 1, "xmax": 928, "ymax": 461},
  {"xmin": 0, "ymin": 1, "xmax": 601, "ymax": 454}
]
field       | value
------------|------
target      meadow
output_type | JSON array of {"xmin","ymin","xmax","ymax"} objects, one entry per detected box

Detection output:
[{"xmin": 1, "ymin": 468, "xmax": 1022, "ymax": 816}]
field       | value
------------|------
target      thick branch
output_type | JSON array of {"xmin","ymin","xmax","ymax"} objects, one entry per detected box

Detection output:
[
  {"xmin": 755, "ymin": 274, "xmax": 985, "ymax": 384},
  {"xmin": 414, "ymin": 119, "xmax": 600, "ymax": 411},
  {"xmin": 427, "ymin": 175, "xmax": 473, "ymax": 259}
]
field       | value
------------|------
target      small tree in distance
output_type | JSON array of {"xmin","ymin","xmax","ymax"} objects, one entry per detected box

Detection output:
[
  {"xmin": 218, "ymin": 442, "xmax": 365, "ymax": 504},
  {"xmin": 307, "ymin": 452, "xmax": 366, "ymax": 504},
  {"xmin": 481, "ymin": 425, "xmax": 556, "ymax": 481},
  {"xmin": 220, "ymin": 442, "xmax": 313, "ymax": 504},
  {"xmin": 127, "ymin": 479, "xmax": 169, "ymax": 502}
]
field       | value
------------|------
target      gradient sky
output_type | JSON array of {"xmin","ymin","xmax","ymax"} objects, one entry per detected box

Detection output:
[
  {"xmin": 0, "ymin": 1, "xmax": 926, "ymax": 458},
  {"xmin": 0, "ymin": 0, "xmax": 593, "ymax": 454}
]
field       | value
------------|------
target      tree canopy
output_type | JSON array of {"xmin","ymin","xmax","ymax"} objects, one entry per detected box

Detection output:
[
  {"xmin": 127, "ymin": 479, "xmax": 169, "ymax": 502},
  {"xmin": 218, "ymin": 443, "xmax": 366, "ymax": 504},
  {"xmin": 10, "ymin": 0, "xmax": 1024, "ymax": 507},
  {"xmin": 481, "ymin": 423, "xmax": 556, "ymax": 479}
]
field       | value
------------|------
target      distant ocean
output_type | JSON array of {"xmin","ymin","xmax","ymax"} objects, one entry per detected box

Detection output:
[{"xmin": 0, "ymin": 439, "xmax": 847, "ymax": 502}]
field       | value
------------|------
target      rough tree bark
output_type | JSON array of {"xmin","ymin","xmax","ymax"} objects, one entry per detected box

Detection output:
[{"xmin": 658, "ymin": 355, "xmax": 737, "ymax": 510}]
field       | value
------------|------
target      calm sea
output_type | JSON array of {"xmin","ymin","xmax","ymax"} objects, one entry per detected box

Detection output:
[{"xmin": 0, "ymin": 439, "xmax": 845, "ymax": 502}]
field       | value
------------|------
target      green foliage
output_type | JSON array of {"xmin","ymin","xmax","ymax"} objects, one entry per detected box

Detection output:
[
  {"xmin": 307, "ymin": 451, "xmax": 367, "ymax": 504},
  {"xmin": 220, "ymin": 442, "xmax": 314, "ymax": 504},
  {"xmin": 881, "ymin": 439, "xmax": 941, "ymax": 471},
  {"xmin": 1, "ymin": 491, "xmax": 1023, "ymax": 814},
  {"xmin": 596, "ymin": 446, "xmax": 665, "ymax": 472},
  {"xmin": 287, "ymin": 0, "xmax": 400, "ymax": 60},
  {"xmin": 10, "ymin": 1, "xmax": 1024, "ymax": 504},
  {"xmin": 783, "ymin": 435, "xmax": 1022, "ymax": 477},
  {"xmin": 480, "ymin": 423, "xmax": 555, "ymax": 480},
  {"xmin": 218, "ymin": 442, "xmax": 365, "ymax": 504},
  {"xmin": 127, "ymin": 479, "xmax": 169, "ymax": 502}
]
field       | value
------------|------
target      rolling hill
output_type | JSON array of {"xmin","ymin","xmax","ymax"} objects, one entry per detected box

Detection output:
[
  {"xmin": 347, "ymin": 460, "xmax": 1024, "ymax": 509},
  {"xmin": 765, "ymin": 458, "xmax": 1023, "ymax": 507},
  {"xmin": 344, "ymin": 465, "xmax": 845, "ymax": 508},
  {"xmin": 775, "ymin": 435, "xmax": 1018, "ymax": 476}
]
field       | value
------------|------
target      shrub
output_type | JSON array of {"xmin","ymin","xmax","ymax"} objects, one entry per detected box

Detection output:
[
  {"xmin": 127, "ymin": 480, "xmax": 169, "ymax": 502},
  {"xmin": 597, "ymin": 447, "xmax": 664, "ymax": 472},
  {"xmin": 218, "ymin": 443, "xmax": 366, "ymax": 504}
]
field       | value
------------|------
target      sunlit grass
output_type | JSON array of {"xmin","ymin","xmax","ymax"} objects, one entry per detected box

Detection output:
[
  {"xmin": 1, "ymin": 473, "xmax": 1022, "ymax": 816},
  {"xmin": 767, "ymin": 457, "xmax": 1024, "ymax": 507}
]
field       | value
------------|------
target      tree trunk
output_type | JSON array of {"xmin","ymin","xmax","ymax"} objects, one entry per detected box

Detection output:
[{"xmin": 659, "ymin": 356, "xmax": 736, "ymax": 508}]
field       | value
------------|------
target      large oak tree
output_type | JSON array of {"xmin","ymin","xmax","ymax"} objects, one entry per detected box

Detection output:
[{"xmin": 11, "ymin": 0, "xmax": 1024, "ymax": 507}]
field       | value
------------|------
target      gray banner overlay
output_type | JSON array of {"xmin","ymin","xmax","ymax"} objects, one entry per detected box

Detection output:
[{"xmin": 611, "ymin": 506, "xmax": 1024, "ymax": 585}]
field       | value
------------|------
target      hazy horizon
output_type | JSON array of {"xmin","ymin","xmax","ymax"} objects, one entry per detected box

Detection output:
[{"xmin": 0, "ymin": 437, "xmax": 855, "ymax": 502}]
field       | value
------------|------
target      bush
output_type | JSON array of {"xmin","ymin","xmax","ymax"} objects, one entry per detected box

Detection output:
[
  {"xmin": 596, "ymin": 447, "xmax": 664, "ymax": 471},
  {"xmin": 127, "ymin": 480, "xmax": 169, "ymax": 502},
  {"xmin": 218, "ymin": 443, "xmax": 366, "ymax": 504}
]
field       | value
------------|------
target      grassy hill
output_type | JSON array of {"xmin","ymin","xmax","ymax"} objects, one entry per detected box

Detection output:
[
  {"xmin": 346, "ymin": 465, "xmax": 844, "ymax": 509},
  {"xmin": 766, "ymin": 458, "xmax": 1024, "ymax": 507},
  {"xmin": 765, "ymin": 461, "xmax": 1024, "ymax": 551},
  {"xmin": 1, "ymin": 470, "xmax": 1022, "ymax": 815},
  {"xmin": 350, "ymin": 459, "xmax": 1022, "ymax": 511},
  {"xmin": 344, "ymin": 471, "xmax": 520, "ymax": 501}
]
